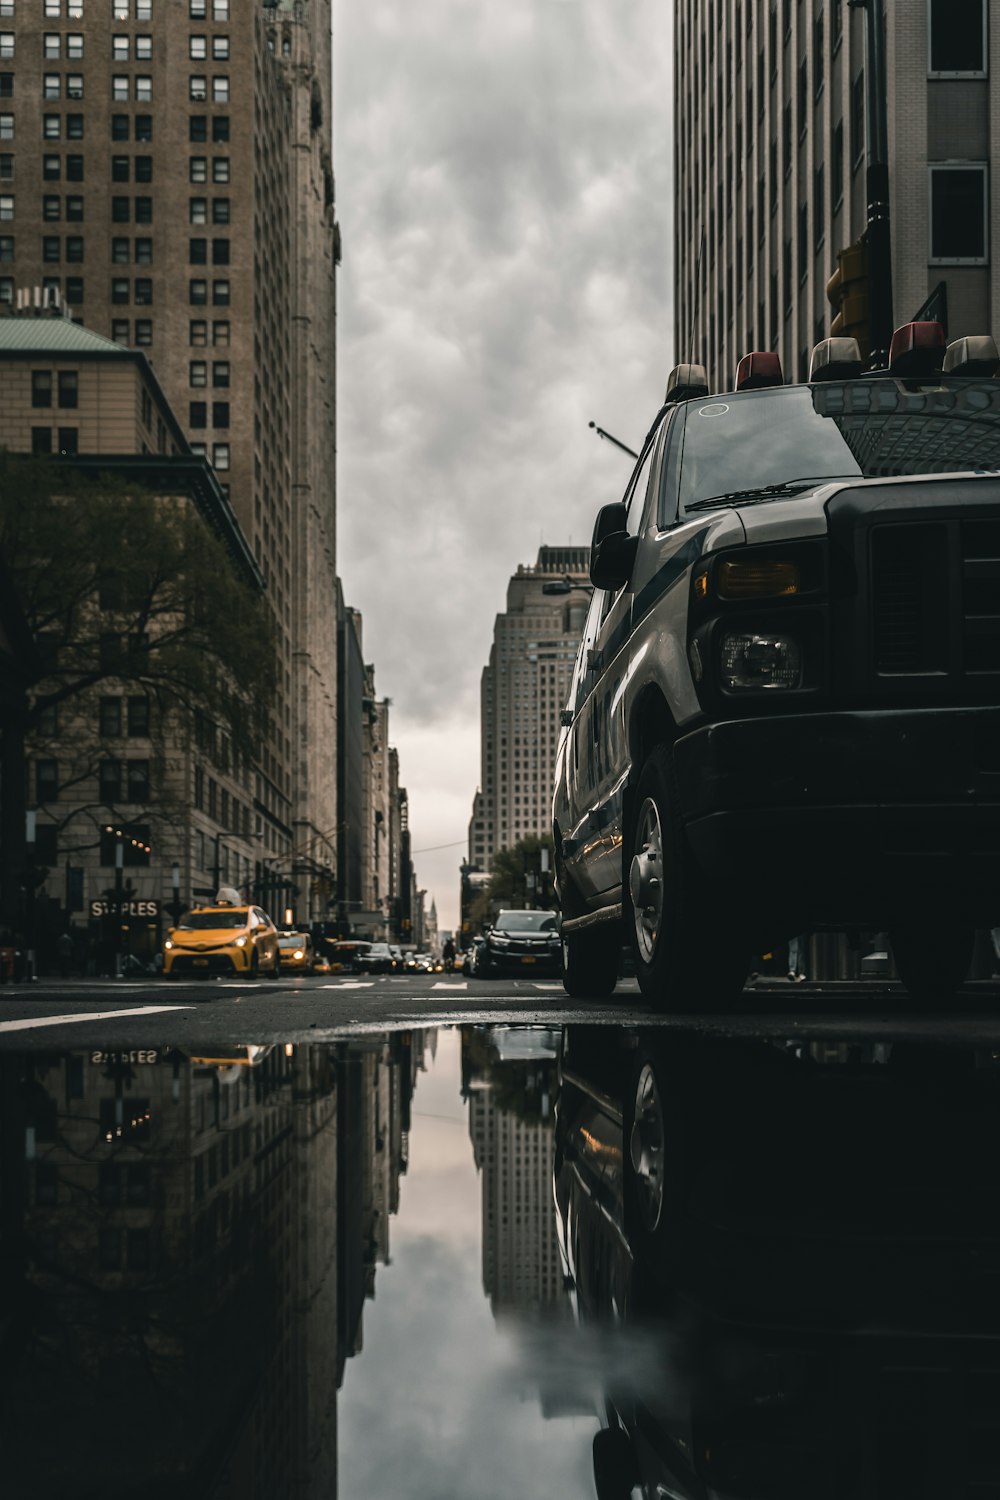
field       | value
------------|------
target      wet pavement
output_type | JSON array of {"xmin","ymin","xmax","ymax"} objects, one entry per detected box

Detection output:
[{"xmin": 0, "ymin": 1020, "xmax": 998, "ymax": 1497}]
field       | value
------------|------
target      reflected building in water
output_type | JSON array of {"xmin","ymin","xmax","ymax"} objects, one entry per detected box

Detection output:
[
  {"xmin": 462, "ymin": 1026, "xmax": 567, "ymax": 1320},
  {"xmin": 0, "ymin": 1033, "xmax": 427, "ymax": 1500}
]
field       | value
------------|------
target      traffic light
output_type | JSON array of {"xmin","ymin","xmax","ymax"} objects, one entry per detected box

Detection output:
[{"xmin": 826, "ymin": 237, "xmax": 869, "ymax": 357}]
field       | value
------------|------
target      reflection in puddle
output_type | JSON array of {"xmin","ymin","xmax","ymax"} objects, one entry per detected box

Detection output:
[{"xmin": 0, "ymin": 1025, "xmax": 998, "ymax": 1497}]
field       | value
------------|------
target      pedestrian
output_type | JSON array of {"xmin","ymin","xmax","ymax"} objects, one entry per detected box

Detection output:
[
  {"xmin": 787, "ymin": 933, "xmax": 807, "ymax": 982},
  {"xmin": 56, "ymin": 929, "xmax": 74, "ymax": 979}
]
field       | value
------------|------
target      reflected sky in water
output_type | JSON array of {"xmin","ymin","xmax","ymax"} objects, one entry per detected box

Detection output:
[{"xmin": 338, "ymin": 1031, "xmax": 597, "ymax": 1499}]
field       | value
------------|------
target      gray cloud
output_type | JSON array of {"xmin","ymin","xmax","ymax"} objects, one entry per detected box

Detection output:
[{"xmin": 335, "ymin": 0, "xmax": 673, "ymax": 922}]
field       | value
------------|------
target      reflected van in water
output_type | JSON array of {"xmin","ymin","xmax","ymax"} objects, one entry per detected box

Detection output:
[{"xmin": 0, "ymin": 1025, "xmax": 997, "ymax": 1497}]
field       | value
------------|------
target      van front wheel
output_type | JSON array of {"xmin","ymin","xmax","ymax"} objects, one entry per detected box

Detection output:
[{"xmin": 627, "ymin": 744, "xmax": 746, "ymax": 1010}]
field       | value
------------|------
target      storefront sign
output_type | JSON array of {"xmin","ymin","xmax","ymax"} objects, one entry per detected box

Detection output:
[
  {"xmin": 90, "ymin": 1049, "xmax": 162, "ymax": 1065},
  {"xmin": 89, "ymin": 898, "xmax": 161, "ymax": 918}
]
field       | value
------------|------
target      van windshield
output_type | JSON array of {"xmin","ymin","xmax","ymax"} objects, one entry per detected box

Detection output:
[{"xmin": 673, "ymin": 379, "xmax": 1000, "ymax": 517}]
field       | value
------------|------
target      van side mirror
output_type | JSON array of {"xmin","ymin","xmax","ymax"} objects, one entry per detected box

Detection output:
[
  {"xmin": 590, "ymin": 532, "xmax": 638, "ymax": 591},
  {"xmin": 591, "ymin": 502, "xmax": 628, "ymax": 550}
]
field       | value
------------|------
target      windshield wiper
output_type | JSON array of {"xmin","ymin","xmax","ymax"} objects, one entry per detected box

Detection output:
[{"xmin": 685, "ymin": 475, "xmax": 854, "ymax": 512}]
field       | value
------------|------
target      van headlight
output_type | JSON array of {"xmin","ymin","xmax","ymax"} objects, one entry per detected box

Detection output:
[
  {"xmin": 235, "ymin": 935, "xmax": 248, "ymax": 947},
  {"xmin": 721, "ymin": 631, "xmax": 802, "ymax": 690}
]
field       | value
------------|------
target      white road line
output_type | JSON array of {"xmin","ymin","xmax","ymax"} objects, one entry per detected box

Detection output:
[
  {"xmin": 319, "ymin": 981, "xmax": 373, "ymax": 989},
  {"xmin": 432, "ymin": 980, "xmax": 468, "ymax": 992},
  {"xmin": 0, "ymin": 1004, "xmax": 195, "ymax": 1034}
]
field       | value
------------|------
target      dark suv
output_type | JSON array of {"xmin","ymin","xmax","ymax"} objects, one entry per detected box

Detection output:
[{"xmin": 480, "ymin": 910, "xmax": 562, "ymax": 977}]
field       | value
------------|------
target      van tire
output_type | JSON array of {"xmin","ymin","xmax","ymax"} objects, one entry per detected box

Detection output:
[{"xmin": 627, "ymin": 744, "xmax": 746, "ymax": 1009}]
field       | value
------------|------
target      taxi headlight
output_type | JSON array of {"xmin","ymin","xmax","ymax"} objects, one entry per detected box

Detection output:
[
  {"xmin": 235, "ymin": 935, "xmax": 248, "ymax": 947},
  {"xmin": 293, "ymin": 950, "xmax": 303, "ymax": 960},
  {"xmin": 164, "ymin": 939, "xmax": 173, "ymax": 950},
  {"xmin": 721, "ymin": 631, "xmax": 802, "ymax": 690}
]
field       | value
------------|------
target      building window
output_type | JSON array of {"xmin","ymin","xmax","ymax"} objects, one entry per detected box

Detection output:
[
  {"xmin": 134, "ymin": 196, "xmax": 151, "ymax": 222},
  {"xmin": 212, "ymin": 197, "xmax": 229, "ymax": 224},
  {"xmin": 211, "ymin": 402, "xmax": 229, "ymax": 428},
  {"xmin": 212, "ymin": 319, "xmax": 229, "ymax": 344},
  {"xmin": 189, "ymin": 318, "xmax": 207, "ymax": 344},
  {"xmin": 189, "ymin": 237, "xmax": 207, "ymax": 263},
  {"xmin": 212, "ymin": 359, "xmax": 229, "ymax": 386},
  {"xmin": 42, "ymin": 195, "xmax": 59, "ymax": 220},
  {"xmin": 211, "ymin": 76, "xmax": 228, "ymax": 102},
  {"xmin": 111, "ymin": 155, "xmax": 129, "ymax": 181},
  {"xmin": 211, "ymin": 238, "xmax": 229, "ymax": 264},
  {"xmin": 134, "ymin": 155, "xmax": 152, "ymax": 182},
  {"xmin": 66, "ymin": 154, "xmax": 83, "ymax": 180},
  {"xmin": 189, "ymin": 156, "xmax": 207, "ymax": 182},
  {"xmin": 212, "ymin": 441, "xmax": 230, "ymax": 469},
  {"xmin": 111, "ymin": 113, "xmax": 128, "ymax": 141},
  {"xmin": 135, "ymin": 236, "xmax": 151, "ymax": 263},
  {"xmin": 126, "ymin": 760, "xmax": 149, "ymax": 802},
  {"xmin": 65, "ymin": 276, "xmax": 83, "ymax": 304},
  {"xmin": 928, "ymin": 0, "xmax": 986, "ymax": 76},
  {"xmin": 135, "ymin": 114, "xmax": 152, "ymax": 141},
  {"xmin": 0, "ymin": 233, "xmax": 11, "ymax": 259},
  {"xmin": 135, "ymin": 35, "xmax": 152, "ymax": 61},
  {"xmin": 42, "ymin": 155, "xmax": 60, "ymax": 181},
  {"xmin": 212, "ymin": 115, "xmax": 229, "ymax": 142},
  {"xmin": 211, "ymin": 156, "xmax": 229, "ymax": 182},
  {"xmin": 66, "ymin": 34, "xmax": 84, "ymax": 59},
  {"xmin": 65, "ymin": 234, "xmax": 83, "ymax": 261},
  {"xmin": 57, "ymin": 370, "xmax": 78, "ymax": 407},
  {"xmin": 66, "ymin": 113, "xmax": 83, "ymax": 139},
  {"xmin": 189, "ymin": 400, "xmax": 207, "ymax": 427},
  {"xmin": 111, "ymin": 319, "xmax": 129, "ymax": 344},
  {"xmin": 213, "ymin": 0, "xmax": 227, "ymax": 16},
  {"xmin": 42, "ymin": 75, "xmax": 59, "ymax": 100},
  {"xmin": 134, "ymin": 318, "xmax": 151, "ymax": 344},
  {"xmin": 111, "ymin": 277, "xmax": 129, "ymax": 303},
  {"xmin": 212, "ymin": 278, "xmax": 229, "ymax": 305},
  {"xmin": 66, "ymin": 194, "xmax": 83, "ymax": 219},
  {"xmin": 111, "ymin": 196, "xmax": 129, "ymax": 222},
  {"xmin": 189, "ymin": 278, "xmax": 207, "ymax": 304},
  {"xmin": 212, "ymin": 36, "xmax": 229, "ymax": 59},
  {"xmin": 189, "ymin": 197, "xmax": 207, "ymax": 224},
  {"xmin": 135, "ymin": 76, "xmax": 152, "ymax": 102},
  {"xmin": 112, "ymin": 74, "xmax": 129, "ymax": 101},
  {"xmin": 57, "ymin": 427, "xmax": 77, "ymax": 454},
  {"xmin": 189, "ymin": 34, "xmax": 207, "ymax": 58},
  {"xmin": 67, "ymin": 73, "xmax": 83, "ymax": 99},
  {"xmin": 99, "ymin": 758, "xmax": 121, "ymax": 802},
  {"xmin": 112, "ymin": 33, "xmax": 129, "ymax": 60},
  {"xmin": 36, "ymin": 759, "xmax": 58, "ymax": 801},
  {"xmin": 189, "ymin": 115, "xmax": 207, "ymax": 142},
  {"xmin": 127, "ymin": 695, "xmax": 149, "ymax": 735},
  {"xmin": 189, "ymin": 359, "xmax": 207, "ymax": 386},
  {"xmin": 189, "ymin": 75, "xmax": 207, "ymax": 101},
  {"xmin": 32, "ymin": 370, "xmax": 52, "ymax": 407},
  {"xmin": 42, "ymin": 234, "xmax": 60, "ymax": 261},
  {"xmin": 31, "ymin": 427, "xmax": 52, "ymax": 454},
  {"xmin": 134, "ymin": 276, "xmax": 151, "ymax": 304},
  {"xmin": 929, "ymin": 163, "xmax": 988, "ymax": 262},
  {"xmin": 43, "ymin": 115, "xmax": 60, "ymax": 139}
]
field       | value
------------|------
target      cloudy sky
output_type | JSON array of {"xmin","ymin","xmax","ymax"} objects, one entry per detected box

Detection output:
[{"xmin": 334, "ymin": 0, "xmax": 673, "ymax": 928}]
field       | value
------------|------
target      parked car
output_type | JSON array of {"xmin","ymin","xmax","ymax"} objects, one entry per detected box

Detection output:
[
  {"xmin": 478, "ymin": 910, "xmax": 562, "ymax": 978},
  {"xmin": 356, "ymin": 941, "xmax": 395, "ymax": 974},
  {"xmin": 163, "ymin": 895, "xmax": 281, "ymax": 979},
  {"xmin": 553, "ymin": 329, "xmax": 1000, "ymax": 1007},
  {"xmin": 324, "ymin": 939, "xmax": 372, "ymax": 972}
]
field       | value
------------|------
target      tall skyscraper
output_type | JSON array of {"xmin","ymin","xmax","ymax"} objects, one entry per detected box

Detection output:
[
  {"xmin": 674, "ymin": 0, "xmax": 1000, "ymax": 393},
  {"xmin": 1, "ymin": 0, "xmax": 339, "ymax": 918},
  {"xmin": 468, "ymin": 545, "xmax": 589, "ymax": 873}
]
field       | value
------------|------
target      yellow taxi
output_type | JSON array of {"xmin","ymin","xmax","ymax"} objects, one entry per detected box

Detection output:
[
  {"xmin": 277, "ymin": 930, "xmax": 313, "ymax": 974},
  {"xmin": 163, "ymin": 891, "xmax": 281, "ymax": 979}
]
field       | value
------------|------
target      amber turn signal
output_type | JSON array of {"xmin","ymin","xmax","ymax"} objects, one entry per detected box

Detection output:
[{"xmin": 717, "ymin": 558, "xmax": 800, "ymax": 599}]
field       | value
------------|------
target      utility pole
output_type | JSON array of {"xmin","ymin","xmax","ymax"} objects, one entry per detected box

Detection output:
[{"xmin": 851, "ymin": 0, "xmax": 893, "ymax": 365}]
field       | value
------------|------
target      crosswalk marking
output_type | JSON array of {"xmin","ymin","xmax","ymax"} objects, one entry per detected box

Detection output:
[
  {"xmin": 320, "ymin": 980, "xmax": 373, "ymax": 989},
  {"xmin": 432, "ymin": 980, "xmax": 468, "ymax": 992},
  {"xmin": 0, "ymin": 1004, "xmax": 195, "ymax": 1035}
]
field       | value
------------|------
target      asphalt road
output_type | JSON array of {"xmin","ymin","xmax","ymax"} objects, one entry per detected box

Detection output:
[{"xmin": 1, "ymin": 969, "xmax": 999, "ymax": 1050}]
